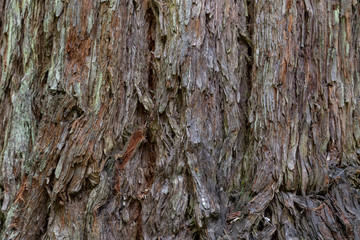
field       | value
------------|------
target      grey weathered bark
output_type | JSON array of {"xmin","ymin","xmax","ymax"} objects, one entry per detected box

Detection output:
[{"xmin": 0, "ymin": 0, "xmax": 359, "ymax": 239}]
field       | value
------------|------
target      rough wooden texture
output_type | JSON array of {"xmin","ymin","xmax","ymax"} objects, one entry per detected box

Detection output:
[{"xmin": 0, "ymin": 0, "xmax": 359, "ymax": 239}]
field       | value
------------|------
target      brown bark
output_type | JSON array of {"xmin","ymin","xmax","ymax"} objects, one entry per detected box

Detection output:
[{"xmin": 0, "ymin": 0, "xmax": 359, "ymax": 239}]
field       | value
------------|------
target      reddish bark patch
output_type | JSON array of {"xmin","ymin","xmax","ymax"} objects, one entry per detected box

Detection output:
[
  {"xmin": 115, "ymin": 129, "xmax": 146, "ymax": 193},
  {"xmin": 118, "ymin": 129, "xmax": 146, "ymax": 170},
  {"xmin": 65, "ymin": 27, "xmax": 91, "ymax": 68}
]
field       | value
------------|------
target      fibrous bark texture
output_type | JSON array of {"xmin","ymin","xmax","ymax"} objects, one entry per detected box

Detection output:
[{"xmin": 0, "ymin": 0, "xmax": 360, "ymax": 239}]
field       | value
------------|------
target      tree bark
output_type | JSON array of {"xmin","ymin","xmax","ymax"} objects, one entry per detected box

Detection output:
[{"xmin": 0, "ymin": 0, "xmax": 359, "ymax": 239}]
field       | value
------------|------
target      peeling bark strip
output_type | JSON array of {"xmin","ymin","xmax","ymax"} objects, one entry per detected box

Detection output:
[
  {"xmin": 116, "ymin": 129, "xmax": 146, "ymax": 170},
  {"xmin": 0, "ymin": 0, "xmax": 360, "ymax": 239},
  {"xmin": 114, "ymin": 128, "xmax": 146, "ymax": 192}
]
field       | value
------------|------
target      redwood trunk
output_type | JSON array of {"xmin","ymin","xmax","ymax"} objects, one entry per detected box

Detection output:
[{"xmin": 0, "ymin": 0, "xmax": 359, "ymax": 239}]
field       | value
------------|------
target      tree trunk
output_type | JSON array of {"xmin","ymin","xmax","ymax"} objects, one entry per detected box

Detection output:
[{"xmin": 0, "ymin": 0, "xmax": 359, "ymax": 239}]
